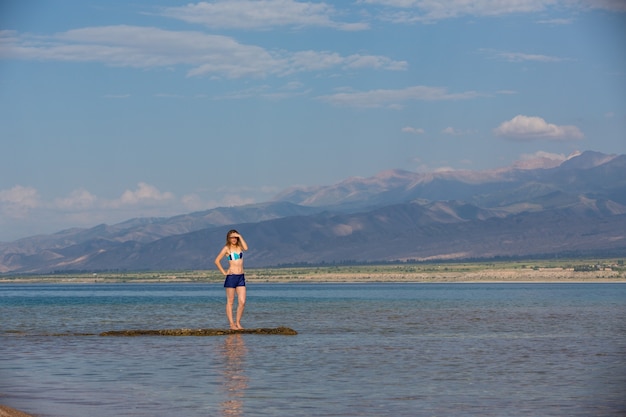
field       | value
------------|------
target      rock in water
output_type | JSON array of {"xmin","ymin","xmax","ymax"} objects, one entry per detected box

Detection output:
[{"xmin": 99, "ymin": 326, "xmax": 297, "ymax": 336}]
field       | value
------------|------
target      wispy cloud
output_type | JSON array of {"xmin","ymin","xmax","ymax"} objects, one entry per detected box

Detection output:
[
  {"xmin": 358, "ymin": 0, "xmax": 626, "ymax": 22},
  {"xmin": 0, "ymin": 183, "xmax": 175, "ymax": 222},
  {"xmin": 511, "ymin": 151, "xmax": 569, "ymax": 169},
  {"xmin": 0, "ymin": 182, "xmax": 280, "ymax": 240},
  {"xmin": 318, "ymin": 85, "xmax": 484, "ymax": 108},
  {"xmin": 160, "ymin": 0, "xmax": 368, "ymax": 31},
  {"xmin": 441, "ymin": 127, "xmax": 477, "ymax": 136},
  {"xmin": 482, "ymin": 49, "xmax": 570, "ymax": 63},
  {"xmin": 0, "ymin": 26, "xmax": 404, "ymax": 79},
  {"xmin": 402, "ymin": 126, "xmax": 425, "ymax": 134},
  {"xmin": 494, "ymin": 115, "xmax": 584, "ymax": 140},
  {"xmin": 286, "ymin": 51, "xmax": 407, "ymax": 72},
  {"xmin": 536, "ymin": 18, "xmax": 574, "ymax": 25},
  {"xmin": 583, "ymin": 0, "xmax": 626, "ymax": 12},
  {"xmin": 104, "ymin": 93, "xmax": 131, "ymax": 99},
  {"xmin": 358, "ymin": 0, "xmax": 551, "ymax": 23},
  {"xmin": 154, "ymin": 93, "xmax": 186, "ymax": 99}
]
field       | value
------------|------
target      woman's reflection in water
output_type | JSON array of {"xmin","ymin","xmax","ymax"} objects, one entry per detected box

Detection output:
[{"xmin": 219, "ymin": 334, "xmax": 249, "ymax": 417}]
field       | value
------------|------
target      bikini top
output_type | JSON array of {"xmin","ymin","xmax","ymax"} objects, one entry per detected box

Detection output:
[{"xmin": 228, "ymin": 251, "xmax": 243, "ymax": 261}]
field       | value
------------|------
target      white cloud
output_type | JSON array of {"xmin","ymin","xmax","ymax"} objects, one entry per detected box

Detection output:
[
  {"xmin": 0, "ymin": 181, "xmax": 284, "ymax": 241},
  {"xmin": 442, "ymin": 127, "xmax": 477, "ymax": 136},
  {"xmin": 54, "ymin": 189, "xmax": 98, "ymax": 210},
  {"xmin": 441, "ymin": 127, "xmax": 460, "ymax": 135},
  {"xmin": 433, "ymin": 166, "xmax": 457, "ymax": 172},
  {"xmin": 0, "ymin": 26, "xmax": 403, "ymax": 79},
  {"xmin": 402, "ymin": 126, "xmax": 425, "ymax": 134},
  {"xmin": 512, "ymin": 151, "xmax": 568, "ymax": 169},
  {"xmin": 160, "ymin": 0, "xmax": 369, "ymax": 31},
  {"xmin": 181, "ymin": 194, "xmax": 206, "ymax": 212},
  {"xmin": 48, "ymin": 183, "xmax": 175, "ymax": 212},
  {"xmin": 318, "ymin": 85, "xmax": 483, "ymax": 108},
  {"xmin": 113, "ymin": 182, "xmax": 175, "ymax": 207},
  {"xmin": 218, "ymin": 194, "xmax": 257, "ymax": 207},
  {"xmin": 0, "ymin": 185, "xmax": 40, "ymax": 218},
  {"xmin": 493, "ymin": 115, "xmax": 584, "ymax": 140}
]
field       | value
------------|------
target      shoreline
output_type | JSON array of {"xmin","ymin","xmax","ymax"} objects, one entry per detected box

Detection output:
[{"xmin": 1, "ymin": 268, "xmax": 624, "ymax": 284}]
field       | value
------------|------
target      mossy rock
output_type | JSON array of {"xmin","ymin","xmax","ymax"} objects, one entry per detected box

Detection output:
[{"xmin": 99, "ymin": 326, "xmax": 297, "ymax": 336}]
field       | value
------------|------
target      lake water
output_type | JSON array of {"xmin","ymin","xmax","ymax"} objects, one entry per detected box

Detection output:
[{"xmin": 1, "ymin": 282, "xmax": 625, "ymax": 416}]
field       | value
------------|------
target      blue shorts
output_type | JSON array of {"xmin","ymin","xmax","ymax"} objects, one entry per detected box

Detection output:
[{"xmin": 224, "ymin": 274, "xmax": 246, "ymax": 288}]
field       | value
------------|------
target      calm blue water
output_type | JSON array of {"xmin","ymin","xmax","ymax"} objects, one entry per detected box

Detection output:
[{"xmin": 1, "ymin": 282, "xmax": 625, "ymax": 417}]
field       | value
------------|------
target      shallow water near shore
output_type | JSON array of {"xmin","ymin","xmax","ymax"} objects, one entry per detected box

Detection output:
[{"xmin": 1, "ymin": 282, "xmax": 625, "ymax": 416}]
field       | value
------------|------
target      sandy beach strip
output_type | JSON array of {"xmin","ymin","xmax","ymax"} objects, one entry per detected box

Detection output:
[
  {"xmin": 248, "ymin": 269, "xmax": 625, "ymax": 283},
  {"xmin": 1, "ymin": 267, "xmax": 625, "ymax": 284}
]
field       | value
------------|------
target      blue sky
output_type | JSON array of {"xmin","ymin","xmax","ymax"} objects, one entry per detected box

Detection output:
[{"xmin": 0, "ymin": 0, "xmax": 625, "ymax": 241}]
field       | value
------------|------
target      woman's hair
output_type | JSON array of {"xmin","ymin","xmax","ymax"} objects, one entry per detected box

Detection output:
[{"xmin": 225, "ymin": 229, "xmax": 240, "ymax": 247}]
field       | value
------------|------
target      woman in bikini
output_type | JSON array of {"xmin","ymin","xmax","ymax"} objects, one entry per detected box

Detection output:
[{"xmin": 215, "ymin": 230, "xmax": 248, "ymax": 330}]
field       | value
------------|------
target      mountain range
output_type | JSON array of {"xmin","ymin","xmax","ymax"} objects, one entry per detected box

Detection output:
[{"xmin": 1, "ymin": 150, "xmax": 625, "ymax": 274}]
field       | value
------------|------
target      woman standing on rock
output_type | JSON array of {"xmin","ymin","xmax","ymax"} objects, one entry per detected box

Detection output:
[{"xmin": 215, "ymin": 230, "xmax": 248, "ymax": 330}]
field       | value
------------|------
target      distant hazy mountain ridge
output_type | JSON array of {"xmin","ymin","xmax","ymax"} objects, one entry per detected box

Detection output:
[{"xmin": 1, "ymin": 151, "xmax": 625, "ymax": 273}]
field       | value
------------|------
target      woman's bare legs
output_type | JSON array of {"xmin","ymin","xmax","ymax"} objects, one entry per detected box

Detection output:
[
  {"xmin": 225, "ymin": 288, "xmax": 237, "ymax": 329},
  {"xmin": 235, "ymin": 286, "xmax": 246, "ymax": 329},
  {"xmin": 225, "ymin": 286, "xmax": 246, "ymax": 330}
]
